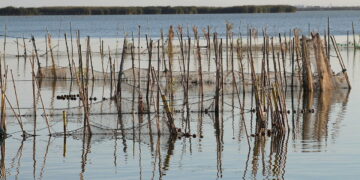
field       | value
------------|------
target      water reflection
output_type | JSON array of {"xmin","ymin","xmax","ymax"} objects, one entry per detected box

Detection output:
[
  {"xmin": 80, "ymin": 135, "xmax": 91, "ymax": 179},
  {"xmin": 0, "ymin": 139, "xmax": 5, "ymax": 179},
  {"xmin": 300, "ymin": 90, "xmax": 350, "ymax": 152},
  {"xmin": 0, "ymin": 87, "xmax": 351, "ymax": 179}
]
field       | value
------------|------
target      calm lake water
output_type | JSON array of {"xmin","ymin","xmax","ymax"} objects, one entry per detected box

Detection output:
[
  {"xmin": 0, "ymin": 11, "xmax": 360, "ymax": 180},
  {"xmin": 1, "ymin": 11, "xmax": 360, "ymax": 38}
]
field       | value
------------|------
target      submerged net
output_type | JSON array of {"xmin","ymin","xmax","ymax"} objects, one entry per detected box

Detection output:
[{"xmin": 37, "ymin": 66, "xmax": 349, "ymax": 88}]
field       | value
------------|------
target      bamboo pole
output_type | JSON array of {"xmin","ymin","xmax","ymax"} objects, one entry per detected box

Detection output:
[
  {"xmin": 10, "ymin": 70, "xmax": 24, "ymax": 132},
  {"xmin": 29, "ymin": 53, "xmax": 51, "ymax": 135},
  {"xmin": 352, "ymin": 22, "xmax": 356, "ymax": 49},
  {"xmin": 116, "ymin": 38, "xmax": 128, "ymax": 114},
  {"xmin": 231, "ymin": 34, "xmax": 251, "ymax": 148},
  {"xmin": 64, "ymin": 34, "xmax": 73, "ymax": 78},
  {"xmin": 31, "ymin": 36, "xmax": 42, "ymax": 74},
  {"xmin": 100, "ymin": 39, "xmax": 105, "ymax": 79},
  {"xmin": 312, "ymin": 33, "xmax": 334, "ymax": 91},
  {"xmin": 347, "ymin": 31, "xmax": 349, "ymax": 50},
  {"xmin": 214, "ymin": 33, "xmax": 220, "ymax": 115},
  {"xmin": 186, "ymin": 36, "xmax": 191, "ymax": 113},
  {"xmin": 156, "ymin": 40, "xmax": 160, "ymax": 115},
  {"xmin": 207, "ymin": 26, "xmax": 211, "ymax": 72},
  {"xmin": 3, "ymin": 25, "xmax": 6, "ymax": 63},
  {"xmin": 279, "ymin": 34, "xmax": 287, "ymax": 88},
  {"xmin": 76, "ymin": 31, "xmax": 92, "ymax": 135},
  {"xmin": 138, "ymin": 25, "xmax": 141, "ymax": 92},
  {"xmin": 301, "ymin": 36, "xmax": 314, "ymax": 92},
  {"xmin": 327, "ymin": 17, "xmax": 330, "ymax": 61},
  {"xmin": 194, "ymin": 27, "xmax": 204, "ymax": 103},
  {"xmin": 0, "ymin": 66, "xmax": 7, "ymax": 135},
  {"xmin": 151, "ymin": 68, "xmax": 177, "ymax": 135},
  {"xmin": 31, "ymin": 52, "xmax": 37, "ymax": 135},
  {"xmin": 22, "ymin": 37, "xmax": 27, "ymax": 61},
  {"xmin": 45, "ymin": 34, "xmax": 48, "ymax": 67},
  {"xmin": 63, "ymin": 113, "xmax": 67, "ymax": 157},
  {"xmin": 3, "ymin": 93, "xmax": 23, "ymax": 133},
  {"xmin": 249, "ymin": 29, "xmax": 266, "ymax": 134},
  {"xmin": 330, "ymin": 35, "xmax": 352, "ymax": 89},
  {"xmin": 47, "ymin": 34, "xmax": 57, "ymax": 79},
  {"xmin": 87, "ymin": 37, "xmax": 95, "ymax": 81},
  {"xmin": 226, "ymin": 23, "xmax": 230, "ymax": 72},
  {"xmin": 177, "ymin": 26, "xmax": 186, "ymax": 98},
  {"xmin": 70, "ymin": 22, "xmax": 74, "ymax": 63},
  {"xmin": 16, "ymin": 38, "xmax": 20, "ymax": 62},
  {"xmin": 108, "ymin": 47, "xmax": 113, "ymax": 97},
  {"xmin": 161, "ymin": 29, "xmax": 167, "ymax": 71},
  {"xmin": 145, "ymin": 35, "xmax": 152, "ymax": 108},
  {"xmin": 63, "ymin": 111, "xmax": 67, "ymax": 135},
  {"xmin": 168, "ymin": 26, "xmax": 174, "ymax": 103}
]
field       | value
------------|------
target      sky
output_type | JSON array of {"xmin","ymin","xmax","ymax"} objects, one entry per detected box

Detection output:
[{"xmin": 0, "ymin": 0, "xmax": 360, "ymax": 8}]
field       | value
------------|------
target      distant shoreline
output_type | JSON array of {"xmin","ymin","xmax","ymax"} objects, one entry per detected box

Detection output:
[
  {"xmin": 1, "ymin": 6, "xmax": 359, "ymax": 16},
  {"xmin": 297, "ymin": 6, "xmax": 360, "ymax": 11},
  {"xmin": 0, "ymin": 6, "xmax": 296, "ymax": 16}
]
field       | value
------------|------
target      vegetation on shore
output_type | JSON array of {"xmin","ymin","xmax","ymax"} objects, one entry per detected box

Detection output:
[
  {"xmin": 0, "ymin": 5, "xmax": 296, "ymax": 16},
  {"xmin": 298, "ymin": 6, "xmax": 360, "ymax": 11}
]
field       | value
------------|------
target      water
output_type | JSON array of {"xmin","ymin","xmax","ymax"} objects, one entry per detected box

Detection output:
[
  {"xmin": 1, "ymin": 11, "xmax": 360, "ymax": 180},
  {"xmin": 1, "ymin": 11, "xmax": 360, "ymax": 38}
]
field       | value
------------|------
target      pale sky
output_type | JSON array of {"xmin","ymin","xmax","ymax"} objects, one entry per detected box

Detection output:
[{"xmin": 1, "ymin": 0, "xmax": 360, "ymax": 8}]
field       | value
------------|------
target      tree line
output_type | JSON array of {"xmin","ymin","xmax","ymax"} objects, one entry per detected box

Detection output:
[
  {"xmin": 298, "ymin": 6, "xmax": 360, "ymax": 11},
  {"xmin": 0, "ymin": 6, "xmax": 296, "ymax": 16}
]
